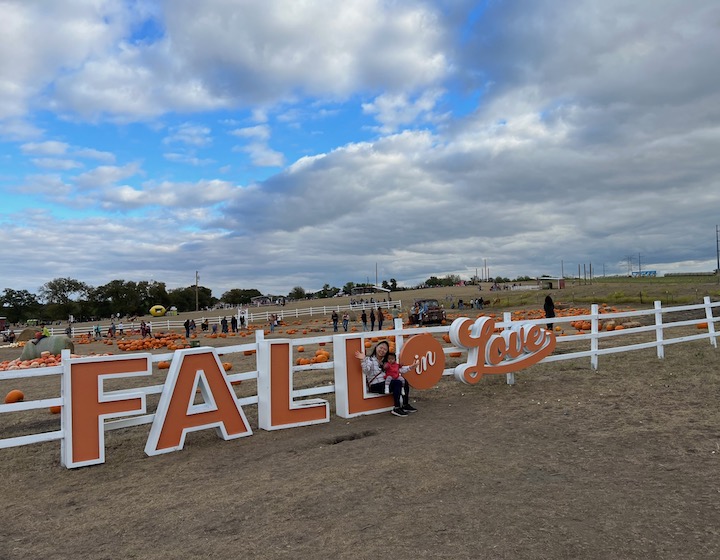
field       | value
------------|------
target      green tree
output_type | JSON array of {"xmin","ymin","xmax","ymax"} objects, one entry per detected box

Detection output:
[
  {"xmin": 39, "ymin": 277, "xmax": 89, "ymax": 304},
  {"xmin": 221, "ymin": 288, "xmax": 262, "ymax": 305},
  {"xmin": 316, "ymin": 284, "xmax": 339, "ymax": 298},
  {"xmin": 426, "ymin": 276, "xmax": 442, "ymax": 287},
  {"xmin": 1, "ymin": 289, "xmax": 41, "ymax": 323},
  {"xmin": 343, "ymin": 282, "xmax": 355, "ymax": 295},
  {"xmin": 39, "ymin": 277, "xmax": 89, "ymax": 320},
  {"xmin": 168, "ymin": 286, "xmax": 215, "ymax": 312},
  {"xmin": 289, "ymin": 286, "xmax": 306, "ymax": 300},
  {"xmin": 389, "ymin": 278, "xmax": 398, "ymax": 290}
]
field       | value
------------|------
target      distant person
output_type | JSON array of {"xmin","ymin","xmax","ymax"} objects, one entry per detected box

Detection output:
[
  {"xmin": 183, "ymin": 319, "xmax": 191, "ymax": 338},
  {"xmin": 342, "ymin": 312, "xmax": 350, "ymax": 332},
  {"xmin": 370, "ymin": 309, "xmax": 376, "ymax": 331},
  {"xmin": 377, "ymin": 308, "xmax": 384, "ymax": 330},
  {"xmin": 231, "ymin": 316, "xmax": 238, "ymax": 333},
  {"xmin": 361, "ymin": 310, "xmax": 368, "ymax": 331},
  {"xmin": 544, "ymin": 295, "xmax": 556, "ymax": 331},
  {"xmin": 331, "ymin": 311, "xmax": 339, "ymax": 332}
]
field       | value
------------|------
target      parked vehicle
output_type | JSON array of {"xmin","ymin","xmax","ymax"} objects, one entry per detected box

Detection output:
[{"xmin": 408, "ymin": 299, "xmax": 446, "ymax": 325}]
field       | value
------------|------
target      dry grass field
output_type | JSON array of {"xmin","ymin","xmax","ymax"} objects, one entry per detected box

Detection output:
[{"xmin": 1, "ymin": 279, "xmax": 720, "ymax": 559}]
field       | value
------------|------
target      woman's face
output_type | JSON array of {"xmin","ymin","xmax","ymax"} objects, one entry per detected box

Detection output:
[{"xmin": 375, "ymin": 342, "xmax": 389, "ymax": 358}]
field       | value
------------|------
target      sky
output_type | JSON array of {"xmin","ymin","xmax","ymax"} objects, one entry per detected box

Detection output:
[{"xmin": 1, "ymin": 0, "xmax": 719, "ymax": 299}]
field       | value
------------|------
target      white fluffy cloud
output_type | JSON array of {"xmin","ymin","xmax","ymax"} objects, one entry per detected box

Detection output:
[{"xmin": 1, "ymin": 0, "xmax": 719, "ymax": 297}]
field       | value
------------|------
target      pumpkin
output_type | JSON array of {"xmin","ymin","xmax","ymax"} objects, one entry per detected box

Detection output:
[
  {"xmin": 158, "ymin": 361, "xmax": 171, "ymax": 369},
  {"xmin": 222, "ymin": 362, "xmax": 233, "ymax": 371},
  {"xmin": 297, "ymin": 346, "xmax": 305, "ymax": 352},
  {"xmin": 448, "ymin": 352, "xmax": 462, "ymax": 358},
  {"xmin": 697, "ymin": 322, "xmax": 709, "ymax": 329},
  {"xmin": 49, "ymin": 405, "xmax": 62, "ymax": 414},
  {"xmin": 4, "ymin": 389, "xmax": 25, "ymax": 404}
]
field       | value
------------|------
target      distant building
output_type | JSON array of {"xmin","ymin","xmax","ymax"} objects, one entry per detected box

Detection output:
[
  {"xmin": 631, "ymin": 270, "xmax": 657, "ymax": 277},
  {"xmin": 537, "ymin": 277, "xmax": 566, "ymax": 289},
  {"xmin": 350, "ymin": 286, "xmax": 391, "ymax": 296}
]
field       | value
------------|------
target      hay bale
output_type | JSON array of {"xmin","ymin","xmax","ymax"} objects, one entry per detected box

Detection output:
[{"xmin": 16, "ymin": 328, "xmax": 41, "ymax": 343}]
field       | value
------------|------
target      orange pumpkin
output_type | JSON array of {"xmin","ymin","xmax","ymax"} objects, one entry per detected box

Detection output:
[
  {"xmin": 222, "ymin": 362, "xmax": 233, "ymax": 371},
  {"xmin": 297, "ymin": 346, "xmax": 305, "ymax": 352},
  {"xmin": 158, "ymin": 361, "xmax": 171, "ymax": 369},
  {"xmin": 4, "ymin": 389, "xmax": 24, "ymax": 404},
  {"xmin": 49, "ymin": 405, "xmax": 62, "ymax": 414}
]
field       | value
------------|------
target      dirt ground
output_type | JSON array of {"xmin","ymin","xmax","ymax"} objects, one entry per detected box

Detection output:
[{"xmin": 2, "ymin": 311, "xmax": 720, "ymax": 559}]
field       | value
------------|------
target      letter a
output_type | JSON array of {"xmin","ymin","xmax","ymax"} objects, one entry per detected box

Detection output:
[{"xmin": 145, "ymin": 348, "xmax": 252, "ymax": 456}]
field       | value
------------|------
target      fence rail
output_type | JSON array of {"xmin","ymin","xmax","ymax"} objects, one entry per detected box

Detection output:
[{"xmin": 1, "ymin": 297, "xmax": 718, "ymax": 461}]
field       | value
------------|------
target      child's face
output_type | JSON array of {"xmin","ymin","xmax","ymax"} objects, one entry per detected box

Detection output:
[{"xmin": 387, "ymin": 355, "xmax": 396, "ymax": 363}]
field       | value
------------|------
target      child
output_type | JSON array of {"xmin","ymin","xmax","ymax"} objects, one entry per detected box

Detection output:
[{"xmin": 383, "ymin": 352, "xmax": 419, "ymax": 394}]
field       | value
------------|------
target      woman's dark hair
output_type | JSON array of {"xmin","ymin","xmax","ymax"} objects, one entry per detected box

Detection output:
[{"xmin": 369, "ymin": 340, "xmax": 390, "ymax": 362}]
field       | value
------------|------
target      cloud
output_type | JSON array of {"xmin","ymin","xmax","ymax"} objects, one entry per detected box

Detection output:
[
  {"xmin": 231, "ymin": 124, "xmax": 284, "ymax": 167},
  {"xmin": 28, "ymin": 0, "xmax": 450, "ymax": 121},
  {"xmin": 362, "ymin": 89, "xmax": 446, "ymax": 133},
  {"xmin": 21, "ymin": 141, "xmax": 69, "ymax": 156},
  {"xmin": 30, "ymin": 158, "xmax": 84, "ymax": 171},
  {"xmin": 163, "ymin": 123, "xmax": 213, "ymax": 146},
  {"xmin": 1, "ymin": 0, "xmax": 720, "ymax": 297}
]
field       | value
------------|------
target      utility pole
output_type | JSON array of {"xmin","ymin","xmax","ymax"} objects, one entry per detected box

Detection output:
[
  {"xmin": 716, "ymin": 225, "xmax": 719, "ymax": 279},
  {"xmin": 625, "ymin": 255, "xmax": 633, "ymax": 277},
  {"xmin": 561, "ymin": 260, "xmax": 564, "ymax": 278},
  {"xmin": 638, "ymin": 253, "xmax": 642, "ymax": 277},
  {"xmin": 195, "ymin": 271, "xmax": 199, "ymax": 312}
]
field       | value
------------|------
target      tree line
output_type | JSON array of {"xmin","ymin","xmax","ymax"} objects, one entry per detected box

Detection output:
[{"xmin": 1, "ymin": 274, "xmax": 523, "ymax": 324}]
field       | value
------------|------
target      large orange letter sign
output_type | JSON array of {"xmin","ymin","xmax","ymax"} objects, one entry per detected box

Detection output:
[
  {"xmin": 334, "ymin": 337, "xmax": 394, "ymax": 418},
  {"xmin": 398, "ymin": 334, "xmax": 445, "ymax": 389},
  {"xmin": 449, "ymin": 317, "xmax": 556, "ymax": 383},
  {"xmin": 62, "ymin": 354, "xmax": 152, "ymax": 468},
  {"xmin": 257, "ymin": 340, "xmax": 329, "ymax": 430},
  {"xmin": 145, "ymin": 348, "xmax": 252, "ymax": 456}
]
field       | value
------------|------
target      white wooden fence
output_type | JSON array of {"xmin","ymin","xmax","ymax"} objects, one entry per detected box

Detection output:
[
  {"xmin": 1, "ymin": 297, "xmax": 718, "ymax": 457},
  {"xmin": 45, "ymin": 299, "xmax": 404, "ymax": 337}
]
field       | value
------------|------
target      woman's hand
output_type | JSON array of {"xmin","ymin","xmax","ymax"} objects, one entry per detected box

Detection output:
[{"xmin": 354, "ymin": 350, "xmax": 366, "ymax": 360}]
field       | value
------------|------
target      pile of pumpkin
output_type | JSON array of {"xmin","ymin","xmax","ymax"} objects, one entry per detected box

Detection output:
[
  {"xmin": 0, "ymin": 351, "xmax": 64, "ymax": 371},
  {"xmin": 115, "ymin": 332, "xmax": 190, "ymax": 352},
  {"xmin": 295, "ymin": 347, "xmax": 332, "ymax": 366}
]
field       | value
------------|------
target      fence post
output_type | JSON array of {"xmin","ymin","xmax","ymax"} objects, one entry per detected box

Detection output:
[
  {"xmin": 704, "ymin": 296, "xmax": 717, "ymax": 348},
  {"xmin": 393, "ymin": 318, "xmax": 405, "ymax": 358},
  {"xmin": 503, "ymin": 311, "xmax": 515, "ymax": 385},
  {"xmin": 590, "ymin": 304, "xmax": 599, "ymax": 370},
  {"xmin": 654, "ymin": 300, "xmax": 665, "ymax": 359}
]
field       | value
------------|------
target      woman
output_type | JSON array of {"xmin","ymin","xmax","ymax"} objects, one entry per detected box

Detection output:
[
  {"xmin": 543, "ymin": 295, "xmax": 556, "ymax": 331},
  {"xmin": 355, "ymin": 340, "xmax": 417, "ymax": 417}
]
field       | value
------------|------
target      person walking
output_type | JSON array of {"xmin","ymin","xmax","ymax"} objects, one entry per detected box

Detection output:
[{"xmin": 544, "ymin": 295, "xmax": 556, "ymax": 331}]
